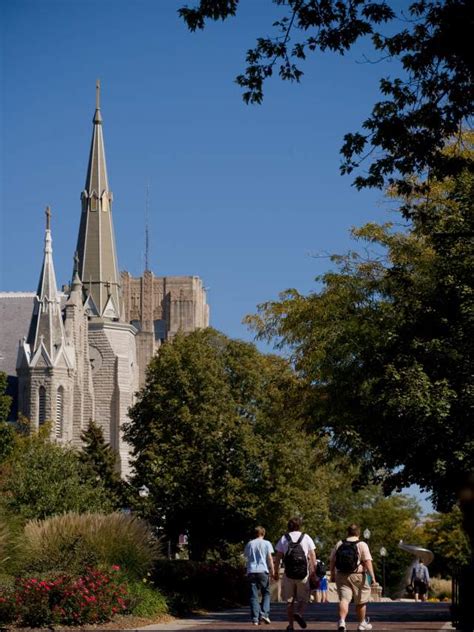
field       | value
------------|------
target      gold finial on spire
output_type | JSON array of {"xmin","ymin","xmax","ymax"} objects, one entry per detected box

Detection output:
[
  {"xmin": 45, "ymin": 206, "xmax": 51, "ymax": 230},
  {"xmin": 96, "ymin": 79, "xmax": 101, "ymax": 110}
]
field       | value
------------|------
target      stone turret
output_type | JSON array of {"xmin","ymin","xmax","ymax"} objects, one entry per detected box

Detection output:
[{"xmin": 17, "ymin": 208, "xmax": 75, "ymax": 438}]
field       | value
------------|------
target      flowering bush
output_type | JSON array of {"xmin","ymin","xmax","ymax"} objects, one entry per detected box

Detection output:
[
  {"xmin": 0, "ymin": 585, "xmax": 15, "ymax": 626},
  {"xmin": 0, "ymin": 567, "xmax": 130, "ymax": 627}
]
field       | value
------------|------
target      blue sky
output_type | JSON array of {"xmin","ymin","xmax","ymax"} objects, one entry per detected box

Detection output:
[{"xmin": 1, "ymin": 0, "xmax": 432, "ymax": 513}]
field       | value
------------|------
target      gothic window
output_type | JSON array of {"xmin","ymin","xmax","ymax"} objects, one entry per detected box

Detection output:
[
  {"xmin": 38, "ymin": 386, "xmax": 46, "ymax": 426},
  {"xmin": 55, "ymin": 386, "xmax": 64, "ymax": 438}
]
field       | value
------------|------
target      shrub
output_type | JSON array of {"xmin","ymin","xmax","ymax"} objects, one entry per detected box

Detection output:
[
  {"xmin": 127, "ymin": 580, "xmax": 168, "ymax": 618},
  {"xmin": 1, "ymin": 567, "xmax": 130, "ymax": 627},
  {"xmin": 152, "ymin": 559, "xmax": 247, "ymax": 612},
  {"xmin": 430, "ymin": 577, "xmax": 452, "ymax": 600},
  {"xmin": 0, "ymin": 428, "xmax": 113, "ymax": 521},
  {"xmin": 20, "ymin": 512, "xmax": 160, "ymax": 578}
]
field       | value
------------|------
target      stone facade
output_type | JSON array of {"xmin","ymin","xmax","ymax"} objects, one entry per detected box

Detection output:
[{"xmin": 122, "ymin": 271, "xmax": 209, "ymax": 385}]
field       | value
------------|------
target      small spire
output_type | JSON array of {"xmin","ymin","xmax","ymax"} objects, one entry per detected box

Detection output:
[
  {"xmin": 71, "ymin": 251, "xmax": 82, "ymax": 290},
  {"xmin": 45, "ymin": 206, "xmax": 51, "ymax": 230}
]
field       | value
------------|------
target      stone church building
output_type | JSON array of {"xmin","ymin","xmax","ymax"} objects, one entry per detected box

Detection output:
[{"xmin": 0, "ymin": 84, "xmax": 209, "ymax": 475}]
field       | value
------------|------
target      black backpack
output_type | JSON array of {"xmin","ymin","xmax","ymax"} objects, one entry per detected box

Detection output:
[
  {"xmin": 335, "ymin": 539, "xmax": 359, "ymax": 573},
  {"xmin": 283, "ymin": 533, "xmax": 308, "ymax": 579},
  {"xmin": 316, "ymin": 560, "xmax": 326, "ymax": 578}
]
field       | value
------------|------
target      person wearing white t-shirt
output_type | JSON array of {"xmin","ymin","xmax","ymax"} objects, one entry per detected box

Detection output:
[{"xmin": 274, "ymin": 517, "xmax": 317, "ymax": 632}]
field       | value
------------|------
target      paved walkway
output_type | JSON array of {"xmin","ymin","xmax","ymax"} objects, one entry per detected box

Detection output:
[{"xmin": 136, "ymin": 603, "xmax": 455, "ymax": 632}]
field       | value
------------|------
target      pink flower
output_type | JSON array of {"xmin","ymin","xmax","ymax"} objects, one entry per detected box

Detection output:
[{"xmin": 111, "ymin": 565, "xmax": 120, "ymax": 571}]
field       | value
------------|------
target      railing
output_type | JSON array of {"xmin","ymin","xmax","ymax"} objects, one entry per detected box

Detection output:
[{"xmin": 451, "ymin": 564, "xmax": 474, "ymax": 630}]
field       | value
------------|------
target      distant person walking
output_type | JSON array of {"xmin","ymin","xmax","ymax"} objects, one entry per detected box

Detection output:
[
  {"xmin": 274, "ymin": 517, "xmax": 317, "ymax": 632},
  {"xmin": 411, "ymin": 559, "xmax": 430, "ymax": 602},
  {"xmin": 317, "ymin": 573, "xmax": 329, "ymax": 603},
  {"xmin": 244, "ymin": 526, "xmax": 275, "ymax": 625},
  {"xmin": 330, "ymin": 524, "xmax": 376, "ymax": 631}
]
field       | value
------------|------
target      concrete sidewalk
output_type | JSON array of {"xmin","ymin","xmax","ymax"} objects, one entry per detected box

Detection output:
[{"xmin": 135, "ymin": 603, "xmax": 454, "ymax": 632}]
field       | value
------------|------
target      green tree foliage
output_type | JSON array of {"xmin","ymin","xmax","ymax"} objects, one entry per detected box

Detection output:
[
  {"xmin": 124, "ymin": 328, "xmax": 329, "ymax": 560},
  {"xmin": 0, "ymin": 424, "xmax": 113, "ymax": 522},
  {"xmin": 179, "ymin": 1, "xmax": 473, "ymax": 192},
  {"xmin": 79, "ymin": 420, "xmax": 125, "ymax": 508},
  {"xmin": 0, "ymin": 373, "xmax": 11, "ymax": 423},
  {"xmin": 0, "ymin": 423, "xmax": 15, "ymax": 465},
  {"xmin": 422, "ymin": 506, "xmax": 471, "ymax": 576},
  {"xmin": 246, "ymin": 160, "xmax": 473, "ymax": 512}
]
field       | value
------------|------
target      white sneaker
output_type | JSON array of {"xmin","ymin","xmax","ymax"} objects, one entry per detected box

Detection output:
[
  {"xmin": 337, "ymin": 622, "xmax": 346, "ymax": 631},
  {"xmin": 358, "ymin": 620, "xmax": 372, "ymax": 631}
]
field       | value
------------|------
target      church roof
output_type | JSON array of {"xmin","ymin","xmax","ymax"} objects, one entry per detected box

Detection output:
[{"xmin": 0, "ymin": 293, "xmax": 36, "ymax": 378}]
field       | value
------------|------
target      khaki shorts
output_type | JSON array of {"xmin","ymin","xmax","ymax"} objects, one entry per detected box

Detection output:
[
  {"xmin": 281, "ymin": 574, "xmax": 310, "ymax": 603},
  {"xmin": 336, "ymin": 572, "xmax": 371, "ymax": 605}
]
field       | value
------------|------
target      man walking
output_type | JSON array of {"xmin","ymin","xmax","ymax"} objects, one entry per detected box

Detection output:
[
  {"xmin": 274, "ymin": 517, "xmax": 317, "ymax": 632},
  {"xmin": 244, "ymin": 526, "xmax": 275, "ymax": 625},
  {"xmin": 330, "ymin": 524, "xmax": 376, "ymax": 631},
  {"xmin": 411, "ymin": 558, "xmax": 430, "ymax": 602}
]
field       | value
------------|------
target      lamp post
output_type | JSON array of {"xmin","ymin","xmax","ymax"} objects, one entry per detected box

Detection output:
[
  {"xmin": 138, "ymin": 485, "xmax": 172, "ymax": 559},
  {"xmin": 380, "ymin": 546, "xmax": 387, "ymax": 596},
  {"xmin": 138, "ymin": 484, "xmax": 150, "ymax": 499},
  {"xmin": 363, "ymin": 528, "xmax": 371, "ymax": 542}
]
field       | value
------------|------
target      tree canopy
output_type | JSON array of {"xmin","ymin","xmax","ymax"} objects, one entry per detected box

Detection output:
[
  {"xmin": 423, "ymin": 506, "xmax": 471, "ymax": 576},
  {"xmin": 124, "ymin": 328, "xmax": 331, "ymax": 559},
  {"xmin": 179, "ymin": 0, "xmax": 473, "ymax": 192},
  {"xmin": 245, "ymin": 152, "xmax": 473, "ymax": 512}
]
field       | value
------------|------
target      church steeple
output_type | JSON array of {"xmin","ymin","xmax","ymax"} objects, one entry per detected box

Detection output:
[
  {"xmin": 75, "ymin": 80, "xmax": 122, "ymax": 320},
  {"xmin": 26, "ymin": 207, "xmax": 68, "ymax": 363}
]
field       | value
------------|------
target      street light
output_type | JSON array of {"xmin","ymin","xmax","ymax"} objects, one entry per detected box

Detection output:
[
  {"xmin": 380, "ymin": 546, "xmax": 387, "ymax": 596},
  {"xmin": 138, "ymin": 484, "xmax": 150, "ymax": 498},
  {"xmin": 363, "ymin": 528, "xmax": 371, "ymax": 541},
  {"xmin": 138, "ymin": 485, "xmax": 172, "ymax": 559}
]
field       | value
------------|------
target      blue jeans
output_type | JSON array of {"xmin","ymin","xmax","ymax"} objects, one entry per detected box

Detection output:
[{"xmin": 248, "ymin": 572, "xmax": 270, "ymax": 622}]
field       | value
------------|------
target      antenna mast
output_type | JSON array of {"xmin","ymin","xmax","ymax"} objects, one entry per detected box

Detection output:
[{"xmin": 145, "ymin": 184, "xmax": 150, "ymax": 272}]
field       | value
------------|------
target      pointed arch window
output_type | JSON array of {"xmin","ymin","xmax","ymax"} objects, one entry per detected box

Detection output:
[
  {"xmin": 38, "ymin": 386, "xmax": 46, "ymax": 426},
  {"xmin": 55, "ymin": 386, "xmax": 64, "ymax": 438}
]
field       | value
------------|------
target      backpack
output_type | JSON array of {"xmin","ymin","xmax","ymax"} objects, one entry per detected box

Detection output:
[
  {"xmin": 315, "ymin": 560, "xmax": 326, "ymax": 578},
  {"xmin": 414, "ymin": 564, "xmax": 426, "ymax": 582},
  {"xmin": 283, "ymin": 533, "xmax": 308, "ymax": 579},
  {"xmin": 335, "ymin": 540, "xmax": 359, "ymax": 573}
]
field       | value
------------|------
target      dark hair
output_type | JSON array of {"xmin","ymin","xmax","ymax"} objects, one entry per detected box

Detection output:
[
  {"xmin": 288, "ymin": 516, "xmax": 302, "ymax": 532},
  {"xmin": 347, "ymin": 524, "xmax": 360, "ymax": 537},
  {"xmin": 254, "ymin": 526, "xmax": 266, "ymax": 538}
]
